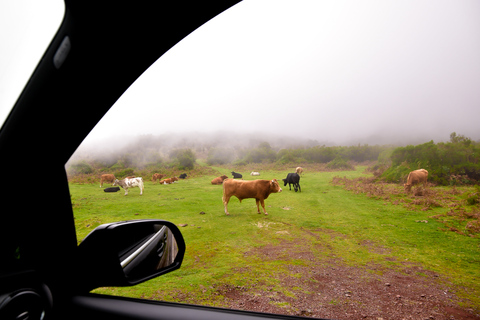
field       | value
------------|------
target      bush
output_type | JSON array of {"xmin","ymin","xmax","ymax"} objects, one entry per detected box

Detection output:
[
  {"xmin": 117, "ymin": 168, "xmax": 135, "ymax": 178},
  {"xmin": 381, "ymin": 133, "xmax": 480, "ymax": 186},
  {"xmin": 326, "ymin": 156, "xmax": 355, "ymax": 170},
  {"xmin": 240, "ymin": 142, "xmax": 276, "ymax": 164},
  {"xmin": 69, "ymin": 161, "xmax": 93, "ymax": 174},
  {"xmin": 170, "ymin": 148, "xmax": 196, "ymax": 170}
]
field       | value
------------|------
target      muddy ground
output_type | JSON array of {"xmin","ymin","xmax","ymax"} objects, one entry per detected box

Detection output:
[{"xmin": 217, "ymin": 240, "xmax": 480, "ymax": 320}]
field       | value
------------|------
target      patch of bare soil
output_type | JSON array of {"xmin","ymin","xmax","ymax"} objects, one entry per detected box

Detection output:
[{"xmin": 211, "ymin": 239, "xmax": 480, "ymax": 320}]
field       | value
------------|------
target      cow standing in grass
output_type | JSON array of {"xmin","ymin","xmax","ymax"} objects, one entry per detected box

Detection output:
[
  {"xmin": 295, "ymin": 167, "xmax": 304, "ymax": 175},
  {"xmin": 404, "ymin": 169, "xmax": 428, "ymax": 193},
  {"xmin": 100, "ymin": 174, "xmax": 115, "ymax": 187},
  {"xmin": 113, "ymin": 177, "xmax": 144, "ymax": 195},
  {"xmin": 282, "ymin": 173, "xmax": 301, "ymax": 192},
  {"xmin": 152, "ymin": 173, "xmax": 164, "ymax": 183},
  {"xmin": 222, "ymin": 178, "xmax": 282, "ymax": 215}
]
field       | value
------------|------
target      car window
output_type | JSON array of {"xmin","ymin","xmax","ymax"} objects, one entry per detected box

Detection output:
[
  {"xmin": 67, "ymin": 1, "xmax": 480, "ymax": 318},
  {"xmin": 0, "ymin": 0, "xmax": 64, "ymax": 128}
]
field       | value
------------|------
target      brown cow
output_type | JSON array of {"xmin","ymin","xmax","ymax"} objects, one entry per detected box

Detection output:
[
  {"xmin": 404, "ymin": 169, "xmax": 428, "ymax": 193},
  {"xmin": 222, "ymin": 179, "xmax": 282, "ymax": 215},
  {"xmin": 100, "ymin": 174, "xmax": 115, "ymax": 187},
  {"xmin": 152, "ymin": 173, "xmax": 164, "ymax": 183},
  {"xmin": 211, "ymin": 175, "xmax": 228, "ymax": 185},
  {"xmin": 159, "ymin": 177, "xmax": 178, "ymax": 185},
  {"xmin": 295, "ymin": 167, "xmax": 304, "ymax": 175}
]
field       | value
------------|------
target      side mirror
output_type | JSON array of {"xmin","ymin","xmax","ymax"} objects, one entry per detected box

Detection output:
[{"xmin": 76, "ymin": 220, "xmax": 185, "ymax": 292}]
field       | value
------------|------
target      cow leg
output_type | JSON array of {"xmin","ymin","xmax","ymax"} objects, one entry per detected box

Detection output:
[
  {"xmin": 258, "ymin": 199, "xmax": 267, "ymax": 215},
  {"xmin": 255, "ymin": 199, "xmax": 261, "ymax": 214},
  {"xmin": 124, "ymin": 188, "xmax": 128, "ymax": 196},
  {"xmin": 223, "ymin": 195, "xmax": 231, "ymax": 215}
]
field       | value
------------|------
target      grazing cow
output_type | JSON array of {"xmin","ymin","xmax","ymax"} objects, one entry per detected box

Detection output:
[
  {"xmin": 222, "ymin": 178, "xmax": 282, "ymax": 215},
  {"xmin": 250, "ymin": 172, "xmax": 260, "ymax": 176},
  {"xmin": 295, "ymin": 167, "xmax": 304, "ymax": 175},
  {"xmin": 231, "ymin": 171, "xmax": 242, "ymax": 179},
  {"xmin": 404, "ymin": 169, "xmax": 428, "ymax": 193},
  {"xmin": 104, "ymin": 187, "xmax": 120, "ymax": 193},
  {"xmin": 113, "ymin": 177, "xmax": 144, "ymax": 195},
  {"xmin": 100, "ymin": 174, "xmax": 115, "ymax": 187},
  {"xmin": 282, "ymin": 173, "xmax": 301, "ymax": 192},
  {"xmin": 179, "ymin": 173, "xmax": 187, "ymax": 179},
  {"xmin": 152, "ymin": 173, "xmax": 164, "ymax": 183},
  {"xmin": 211, "ymin": 175, "xmax": 228, "ymax": 185}
]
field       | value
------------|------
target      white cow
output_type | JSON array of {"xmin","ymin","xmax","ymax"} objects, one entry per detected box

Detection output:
[
  {"xmin": 250, "ymin": 172, "xmax": 260, "ymax": 176},
  {"xmin": 113, "ymin": 177, "xmax": 144, "ymax": 195}
]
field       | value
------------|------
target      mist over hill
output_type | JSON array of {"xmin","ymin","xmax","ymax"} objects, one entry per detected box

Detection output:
[{"xmin": 67, "ymin": 129, "xmax": 466, "ymax": 170}]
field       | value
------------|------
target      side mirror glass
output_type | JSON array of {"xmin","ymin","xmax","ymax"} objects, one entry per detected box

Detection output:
[{"xmin": 76, "ymin": 219, "xmax": 185, "ymax": 291}]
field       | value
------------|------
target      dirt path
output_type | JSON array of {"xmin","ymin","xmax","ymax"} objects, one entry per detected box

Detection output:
[{"xmin": 217, "ymin": 241, "xmax": 480, "ymax": 320}]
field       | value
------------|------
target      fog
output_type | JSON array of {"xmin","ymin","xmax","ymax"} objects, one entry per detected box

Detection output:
[{"xmin": 77, "ymin": 0, "xmax": 480, "ymax": 156}]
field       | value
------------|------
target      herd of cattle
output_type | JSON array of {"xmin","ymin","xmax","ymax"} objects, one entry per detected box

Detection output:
[{"xmin": 98, "ymin": 167, "xmax": 429, "ymax": 215}]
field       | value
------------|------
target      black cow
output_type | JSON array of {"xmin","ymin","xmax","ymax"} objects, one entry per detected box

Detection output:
[
  {"xmin": 282, "ymin": 173, "xmax": 301, "ymax": 192},
  {"xmin": 231, "ymin": 171, "xmax": 242, "ymax": 179},
  {"xmin": 104, "ymin": 187, "xmax": 121, "ymax": 192},
  {"xmin": 179, "ymin": 173, "xmax": 187, "ymax": 179}
]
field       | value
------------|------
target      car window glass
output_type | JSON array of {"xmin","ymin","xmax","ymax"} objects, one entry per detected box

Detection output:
[
  {"xmin": 67, "ymin": 1, "xmax": 480, "ymax": 318},
  {"xmin": 0, "ymin": 0, "xmax": 64, "ymax": 128}
]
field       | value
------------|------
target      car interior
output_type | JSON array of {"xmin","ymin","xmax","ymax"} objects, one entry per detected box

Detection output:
[{"xmin": 0, "ymin": 1, "xmax": 317, "ymax": 319}]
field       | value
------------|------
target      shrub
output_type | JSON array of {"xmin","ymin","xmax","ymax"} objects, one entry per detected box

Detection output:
[
  {"xmin": 170, "ymin": 148, "xmax": 196, "ymax": 170},
  {"xmin": 326, "ymin": 156, "xmax": 354, "ymax": 170},
  {"xmin": 381, "ymin": 133, "xmax": 480, "ymax": 186},
  {"xmin": 69, "ymin": 161, "xmax": 93, "ymax": 174},
  {"xmin": 117, "ymin": 168, "xmax": 135, "ymax": 178}
]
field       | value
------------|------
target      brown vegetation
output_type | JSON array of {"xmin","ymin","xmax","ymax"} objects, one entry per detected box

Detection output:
[{"xmin": 331, "ymin": 176, "xmax": 480, "ymax": 237}]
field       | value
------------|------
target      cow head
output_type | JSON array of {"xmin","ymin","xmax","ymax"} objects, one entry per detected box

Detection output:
[
  {"xmin": 112, "ymin": 179, "xmax": 119, "ymax": 186},
  {"xmin": 271, "ymin": 179, "xmax": 282, "ymax": 193},
  {"xmin": 403, "ymin": 183, "xmax": 412, "ymax": 193}
]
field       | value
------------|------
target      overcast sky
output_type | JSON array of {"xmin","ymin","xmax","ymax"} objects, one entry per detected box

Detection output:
[{"xmin": 2, "ymin": 1, "xmax": 480, "ymax": 147}]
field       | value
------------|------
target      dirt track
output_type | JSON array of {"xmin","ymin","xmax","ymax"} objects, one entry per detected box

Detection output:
[{"xmin": 218, "ymin": 240, "xmax": 480, "ymax": 320}]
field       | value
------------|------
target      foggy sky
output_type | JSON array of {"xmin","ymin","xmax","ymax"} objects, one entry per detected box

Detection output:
[
  {"xmin": 82, "ymin": 0, "xmax": 480, "ymax": 148},
  {"xmin": 2, "ymin": 1, "xmax": 480, "ymax": 149}
]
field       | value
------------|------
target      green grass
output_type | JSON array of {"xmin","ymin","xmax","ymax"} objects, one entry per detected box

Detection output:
[{"xmin": 69, "ymin": 167, "xmax": 480, "ymax": 309}]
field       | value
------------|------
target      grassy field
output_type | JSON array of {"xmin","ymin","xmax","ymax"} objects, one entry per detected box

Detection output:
[{"xmin": 69, "ymin": 166, "xmax": 480, "ymax": 311}]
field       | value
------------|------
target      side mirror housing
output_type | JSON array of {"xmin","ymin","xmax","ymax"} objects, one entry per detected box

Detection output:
[{"xmin": 76, "ymin": 220, "xmax": 185, "ymax": 292}]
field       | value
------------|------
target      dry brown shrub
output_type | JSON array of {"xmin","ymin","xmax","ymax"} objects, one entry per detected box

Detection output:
[
  {"xmin": 331, "ymin": 175, "xmax": 480, "ymax": 237},
  {"xmin": 466, "ymin": 219, "xmax": 480, "ymax": 233}
]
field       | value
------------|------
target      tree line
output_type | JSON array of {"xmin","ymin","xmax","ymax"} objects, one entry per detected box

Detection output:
[
  {"xmin": 382, "ymin": 132, "xmax": 480, "ymax": 185},
  {"xmin": 67, "ymin": 132, "xmax": 480, "ymax": 186}
]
